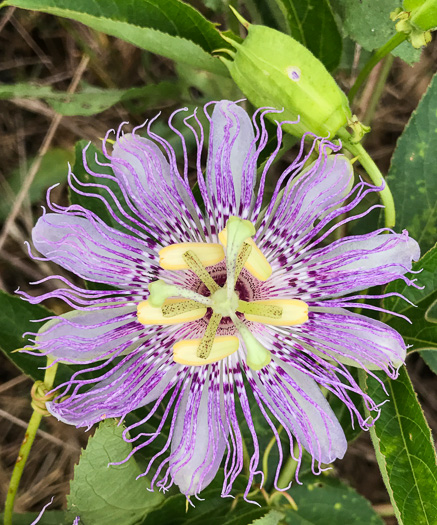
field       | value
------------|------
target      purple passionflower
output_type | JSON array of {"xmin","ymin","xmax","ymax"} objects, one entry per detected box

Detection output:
[{"xmin": 23, "ymin": 101, "xmax": 419, "ymax": 501}]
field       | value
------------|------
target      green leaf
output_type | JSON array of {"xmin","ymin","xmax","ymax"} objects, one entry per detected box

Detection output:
[
  {"xmin": 362, "ymin": 367, "xmax": 437, "ymax": 524},
  {"xmin": 331, "ymin": 0, "xmax": 421, "ymax": 64},
  {"xmin": 386, "ymin": 72, "xmax": 437, "ymax": 253},
  {"xmin": 421, "ymin": 349, "xmax": 437, "ymax": 374},
  {"xmin": 0, "ymin": 289, "xmax": 52, "ymax": 381},
  {"xmin": 68, "ymin": 419, "xmax": 163, "ymax": 525},
  {"xmin": 0, "ymin": 288, "xmax": 105, "ymax": 385},
  {"xmin": 283, "ymin": 475, "xmax": 384, "ymax": 524},
  {"xmin": 384, "ymin": 244, "xmax": 437, "ymax": 357},
  {"xmin": 0, "ymin": 511, "xmax": 67, "ymax": 525},
  {"xmin": 0, "ymin": 81, "xmax": 181, "ymax": 116},
  {"xmin": 138, "ymin": 467, "xmax": 269, "ymax": 525},
  {"xmin": 1, "ymin": 0, "xmax": 229, "ymax": 75},
  {"xmin": 250, "ymin": 510, "xmax": 284, "ymax": 525},
  {"xmin": 0, "ymin": 148, "xmax": 73, "ymax": 220},
  {"xmin": 242, "ymin": 0, "xmax": 288, "ymax": 32},
  {"xmin": 276, "ymin": 0, "xmax": 343, "ymax": 71}
]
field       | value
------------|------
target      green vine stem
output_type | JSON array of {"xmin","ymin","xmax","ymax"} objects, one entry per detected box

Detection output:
[
  {"xmin": 348, "ymin": 32, "xmax": 407, "ymax": 103},
  {"xmin": 336, "ymin": 128, "xmax": 396, "ymax": 228},
  {"xmin": 4, "ymin": 358, "xmax": 58, "ymax": 525},
  {"xmin": 269, "ymin": 441, "xmax": 300, "ymax": 503}
]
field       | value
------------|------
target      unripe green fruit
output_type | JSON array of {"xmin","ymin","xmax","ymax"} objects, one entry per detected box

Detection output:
[
  {"xmin": 410, "ymin": 0, "xmax": 437, "ymax": 31},
  {"xmin": 221, "ymin": 23, "xmax": 351, "ymax": 138}
]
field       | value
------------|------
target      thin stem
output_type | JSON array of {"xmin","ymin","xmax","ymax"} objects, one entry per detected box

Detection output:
[
  {"xmin": 4, "ymin": 359, "xmax": 58, "ymax": 525},
  {"xmin": 361, "ymin": 56, "xmax": 394, "ymax": 127},
  {"xmin": 4, "ymin": 411, "xmax": 43, "ymax": 525},
  {"xmin": 262, "ymin": 426, "xmax": 283, "ymax": 484},
  {"xmin": 348, "ymin": 32, "xmax": 407, "ymax": 103},
  {"xmin": 337, "ymin": 128, "xmax": 396, "ymax": 228},
  {"xmin": 274, "ymin": 441, "xmax": 300, "ymax": 493}
]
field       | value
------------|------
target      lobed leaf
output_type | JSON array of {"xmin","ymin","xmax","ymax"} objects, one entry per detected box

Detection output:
[
  {"xmin": 68, "ymin": 419, "xmax": 163, "ymax": 525},
  {"xmin": 331, "ymin": 0, "xmax": 421, "ymax": 64},
  {"xmin": 1, "ymin": 0, "xmax": 230, "ymax": 75},
  {"xmin": 386, "ymin": 72, "xmax": 437, "ymax": 254},
  {"xmin": 249, "ymin": 510, "xmax": 284, "ymax": 525}
]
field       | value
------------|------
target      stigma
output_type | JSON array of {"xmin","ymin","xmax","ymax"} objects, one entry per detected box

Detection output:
[{"xmin": 137, "ymin": 217, "xmax": 308, "ymax": 370}]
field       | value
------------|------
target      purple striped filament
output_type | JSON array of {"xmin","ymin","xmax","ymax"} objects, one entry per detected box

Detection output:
[{"xmin": 22, "ymin": 100, "xmax": 420, "ymax": 502}]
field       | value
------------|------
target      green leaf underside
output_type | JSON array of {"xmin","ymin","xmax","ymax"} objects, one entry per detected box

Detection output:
[
  {"xmin": 68, "ymin": 419, "xmax": 163, "ymax": 525},
  {"xmin": 1, "ymin": 0, "xmax": 229, "ymax": 75},
  {"xmin": 0, "ymin": 81, "xmax": 181, "ymax": 116},
  {"xmin": 384, "ymin": 244, "xmax": 437, "ymax": 356},
  {"xmin": 364, "ymin": 367, "xmax": 437, "ymax": 524},
  {"xmin": 387, "ymin": 72, "xmax": 437, "ymax": 254},
  {"xmin": 276, "ymin": 0, "xmax": 343, "ymax": 71},
  {"xmin": 0, "ymin": 290, "xmax": 52, "ymax": 381},
  {"xmin": 283, "ymin": 475, "xmax": 384, "ymax": 524},
  {"xmin": 331, "ymin": 0, "xmax": 421, "ymax": 64}
]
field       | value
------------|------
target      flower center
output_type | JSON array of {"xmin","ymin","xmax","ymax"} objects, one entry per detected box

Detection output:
[
  {"xmin": 137, "ymin": 217, "xmax": 309, "ymax": 370},
  {"xmin": 210, "ymin": 286, "xmax": 239, "ymax": 317}
]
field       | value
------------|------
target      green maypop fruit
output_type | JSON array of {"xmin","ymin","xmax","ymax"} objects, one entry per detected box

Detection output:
[
  {"xmin": 409, "ymin": 0, "xmax": 437, "ymax": 31},
  {"xmin": 220, "ymin": 18, "xmax": 351, "ymax": 138}
]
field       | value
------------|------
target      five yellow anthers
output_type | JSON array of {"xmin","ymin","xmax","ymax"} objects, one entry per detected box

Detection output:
[{"xmin": 137, "ymin": 217, "xmax": 309, "ymax": 371}]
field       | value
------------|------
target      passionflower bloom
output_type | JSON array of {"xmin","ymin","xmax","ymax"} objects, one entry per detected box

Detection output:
[{"xmin": 23, "ymin": 101, "xmax": 419, "ymax": 501}]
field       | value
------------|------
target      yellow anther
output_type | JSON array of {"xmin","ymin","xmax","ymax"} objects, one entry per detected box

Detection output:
[
  {"xmin": 183, "ymin": 250, "xmax": 219, "ymax": 293},
  {"xmin": 137, "ymin": 299, "xmax": 206, "ymax": 325},
  {"xmin": 241, "ymin": 299, "xmax": 308, "ymax": 326},
  {"xmin": 197, "ymin": 312, "xmax": 222, "ymax": 358},
  {"xmin": 173, "ymin": 336, "xmax": 239, "ymax": 366},
  {"xmin": 159, "ymin": 242, "xmax": 225, "ymax": 270},
  {"xmin": 219, "ymin": 228, "xmax": 272, "ymax": 281}
]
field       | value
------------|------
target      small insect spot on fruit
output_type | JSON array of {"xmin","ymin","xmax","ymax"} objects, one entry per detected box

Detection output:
[{"xmin": 286, "ymin": 66, "xmax": 301, "ymax": 82}]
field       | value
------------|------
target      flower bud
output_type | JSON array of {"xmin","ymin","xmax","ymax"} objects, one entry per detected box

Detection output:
[{"xmin": 220, "ymin": 17, "xmax": 351, "ymax": 138}]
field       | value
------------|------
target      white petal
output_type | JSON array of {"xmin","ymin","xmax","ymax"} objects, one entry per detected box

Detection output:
[
  {"xmin": 304, "ymin": 231, "xmax": 420, "ymax": 296},
  {"xmin": 304, "ymin": 308, "xmax": 406, "ymax": 370},
  {"xmin": 36, "ymin": 306, "xmax": 139, "ymax": 363},
  {"xmin": 33, "ymin": 213, "xmax": 151, "ymax": 285},
  {"xmin": 254, "ymin": 362, "xmax": 346, "ymax": 464},
  {"xmin": 112, "ymin": 134, "xmax": 203, "ymax": 237},
  {"xmin": 318, "ymin": 232, "xmax": 420, "ymax": 273},
  {"xmin": 209, "ymin": 101, "xmax": 256, "ymax": 215},
  {"xmin": 170, "ymin": 372, "xmax": 227, "ymax": 495}
]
